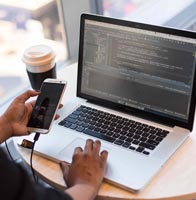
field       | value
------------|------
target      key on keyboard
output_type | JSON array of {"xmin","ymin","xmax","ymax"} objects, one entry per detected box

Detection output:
[{"xmin": 58, "ymin": 105, "xmax": 169, "ymax": 155}]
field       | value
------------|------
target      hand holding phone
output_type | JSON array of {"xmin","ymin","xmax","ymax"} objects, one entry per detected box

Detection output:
[{"xmin": 27, "ymin": 78, "xmax": 66, "ymax": 134}]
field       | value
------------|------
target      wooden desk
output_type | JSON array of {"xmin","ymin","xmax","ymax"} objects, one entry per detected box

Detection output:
[{"xmin": 14, "ymin": 63, "xmax": 196, "ymax": 200}]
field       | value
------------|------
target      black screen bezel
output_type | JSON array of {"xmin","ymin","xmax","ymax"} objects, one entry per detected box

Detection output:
[{"xmin": 77, "ymin": 13, "xmax": 196, "ymax": 131}]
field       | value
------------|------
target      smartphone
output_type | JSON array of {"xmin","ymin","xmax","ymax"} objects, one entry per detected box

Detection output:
[{"xmin": 27, "ymin": 78, "xmax": 67, "ymax": 134}]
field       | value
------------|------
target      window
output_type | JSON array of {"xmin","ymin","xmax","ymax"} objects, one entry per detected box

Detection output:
[
  {"xmin": 101, "ymin": 0, "xmax": 196, "ymax": 31},
  {"xmin": 0, "ymin": 0, "xmax": 67, "ymax": 105},
  {"xmin": 59, "ymin": 0, "xmax": 196, "ymax": 62},
  {"xmin": 1, "ymin": 0, "xmax": 195, "ymax": 106}
]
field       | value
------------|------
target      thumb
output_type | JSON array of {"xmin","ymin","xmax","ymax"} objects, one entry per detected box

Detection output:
[
  {"xmin": 16, "ymin": 90, "xmax": 40, "ymax": 103},
  {"xmin": 60, "ymin": 161, "xmax": 70, "ymax": 182}
]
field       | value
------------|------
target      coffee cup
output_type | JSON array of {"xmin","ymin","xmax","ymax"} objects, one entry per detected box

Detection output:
[{"xmin": 22, "ymin": 45, "xmax": 57, "ymax": 91}]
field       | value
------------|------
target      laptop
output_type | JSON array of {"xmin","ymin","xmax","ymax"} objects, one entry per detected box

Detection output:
[{"xmin": 18, "ymin": 13, "xmax": 196, "ymax": 192}]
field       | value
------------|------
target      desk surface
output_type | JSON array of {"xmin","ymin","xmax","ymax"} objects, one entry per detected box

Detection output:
[{"xmin": 14, "ymin": 63, "xmax": 196, "ymax": 200}]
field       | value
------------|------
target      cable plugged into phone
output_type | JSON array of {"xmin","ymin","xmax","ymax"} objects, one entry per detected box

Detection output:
[
  {"xmin": 30, "ymin": 132, "xmax": 40, "ymax": 182},
  {"xmin": 33, "ymin": 132, "xmax": 40, "ymax": 142},
  {"xmin": 25, "ymin": 79, "xmax": 66, "ymax": 181}
]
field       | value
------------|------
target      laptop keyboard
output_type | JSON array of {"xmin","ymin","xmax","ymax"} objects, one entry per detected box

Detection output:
[{"xmin": 58, "ymin": 105, "xmax": 169, "ymax": 155}]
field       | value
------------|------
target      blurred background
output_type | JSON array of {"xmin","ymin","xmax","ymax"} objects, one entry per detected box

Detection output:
[
  {"xmin": 0, "ymin": 0, "xmax": 67, "ymax": 104},
  {"xmin": 0, "ymin": 0, "xmax": 196, "ymax": 105}
]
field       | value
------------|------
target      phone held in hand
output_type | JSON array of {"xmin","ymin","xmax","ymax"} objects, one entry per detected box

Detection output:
[{"xmin": 27, "ymin": 78, "xmax": 67, "ymax": 134}]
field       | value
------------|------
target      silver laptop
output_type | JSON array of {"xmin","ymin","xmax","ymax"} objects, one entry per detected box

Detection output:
[{"xmin": 19, "ymin": 14, "xmax": 196, "ymax": 192}]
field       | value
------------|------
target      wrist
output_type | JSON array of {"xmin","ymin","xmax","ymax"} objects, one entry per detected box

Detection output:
[
  {"xmin": 65, "ymin": 183, "xmax": 98, "ymax": 200},
  {"xmin": 0, "ymin": 115, "xmax": 13, "ymax": 143}
]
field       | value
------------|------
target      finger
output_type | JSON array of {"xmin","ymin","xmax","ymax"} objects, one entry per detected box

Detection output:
[
  {"xmin": 93, "ymin": 140, "xmax": 101, "ymax": 155},
  {"xmin": 84, "ymin": 139, "xmax": 93, "ymax": 153},
  {"xmin": 58, "ymin": 104, "xmax": 63, "ymax": 109},
  {"xmin": 100, "ymin": 150, "xmax": 108, "ymax": 167},
  {"xmin": 73, "ymin": 146, "xmax": 83, "ymax": 155},
  {"xmin": 16, "ymin": 90, "xmax": 40, "ymax": 103},
  {"xmin": 60, "ymin": 161, "xmax": 69, "ymax": 171},
  {"xmin": 54, "ymin": 114, "xmax": 60, "ymax": 120},
  {"xmin": 28, "ymin": 100, "xmax": 36, "ymax": 107},
  {"xmin": 60, "ymin": 161, "xmax": 70, "ymax": 181},
  {"xmin": 72, "ymin": 147, "xmax": 83, "ymax": 162}
]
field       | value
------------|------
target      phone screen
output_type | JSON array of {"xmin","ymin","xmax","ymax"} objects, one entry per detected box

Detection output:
[{"xmin": 27, "ymin": 82, "xmax": 65, "ymax": 129}]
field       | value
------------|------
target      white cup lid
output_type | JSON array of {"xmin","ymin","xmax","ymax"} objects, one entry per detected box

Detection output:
[{"xmin": 22, "ymin": 45, "xmax": 55, "ymax": 66}]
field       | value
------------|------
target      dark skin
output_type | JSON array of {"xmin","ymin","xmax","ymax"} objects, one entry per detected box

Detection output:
[
  {"xmin": 60, "ymin": 139, "xmax": 108, "ymax": 200},
  {"xmin": 0, "ymin": 90, "xmax": 108, "ymax": 200},
  {"xmin": 0, "ymin": 90, "xmax": 40, "ymax": 142}
]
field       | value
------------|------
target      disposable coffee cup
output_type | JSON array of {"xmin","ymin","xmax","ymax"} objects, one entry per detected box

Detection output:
[{"xmin": 22, "ymin": 45, "xmax": 57, "ymax": 91}]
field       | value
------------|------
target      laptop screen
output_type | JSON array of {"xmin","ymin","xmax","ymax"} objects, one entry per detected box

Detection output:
[{"xmin": 77, "ymin": 14, "xmax": 196, "ymax": 130}]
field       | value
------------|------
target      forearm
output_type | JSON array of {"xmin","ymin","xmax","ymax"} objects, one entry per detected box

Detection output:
[
  {"xmin": 0, "ymin": 116, "xmax": 12, "ymax": 143},
  {"xmin": 65, "ymin": 184, "xmax": 98, "ymax": 200}
]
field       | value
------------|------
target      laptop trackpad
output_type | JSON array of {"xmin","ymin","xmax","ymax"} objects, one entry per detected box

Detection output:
[{"xmin": 59, "ymin": 138, "xmax": 111, "ymax": 163}]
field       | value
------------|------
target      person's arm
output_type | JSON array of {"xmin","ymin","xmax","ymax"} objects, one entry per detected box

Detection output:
[
  {"xmin": 0, "ymin": 147, "xmax": 72, "ymax": 200},
  {"xmin": 0, "ymin": 90, "xmax": 72, "ymax": 200},
  {"xmin": 64, "ymin": 184, "xmax": 97, "ymax": 200},
  {"xmin": 0, "ymin": 90, "xmax": 108, "ymax": 200},
  {"xmin": 60, "ymin": 139, "xmax": 108, "ymax": 200},
  {"xmin": 0, "ymin": 115, "xmax": 12, "ymax": 142},
  {"xmin": 0, "ymin": 90, "xmax": 39, "ymax": 143}
]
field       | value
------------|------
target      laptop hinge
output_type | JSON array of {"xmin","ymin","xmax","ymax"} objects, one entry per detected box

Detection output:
[{"xmin": 173, "ymin": 126, "xmax": 190, "ymax": 134}]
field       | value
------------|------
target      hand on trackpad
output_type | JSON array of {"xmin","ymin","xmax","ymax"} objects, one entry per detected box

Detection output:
[{"xmin": 59, "ymin": 138, "xmax": 110, "ymax": 163}]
